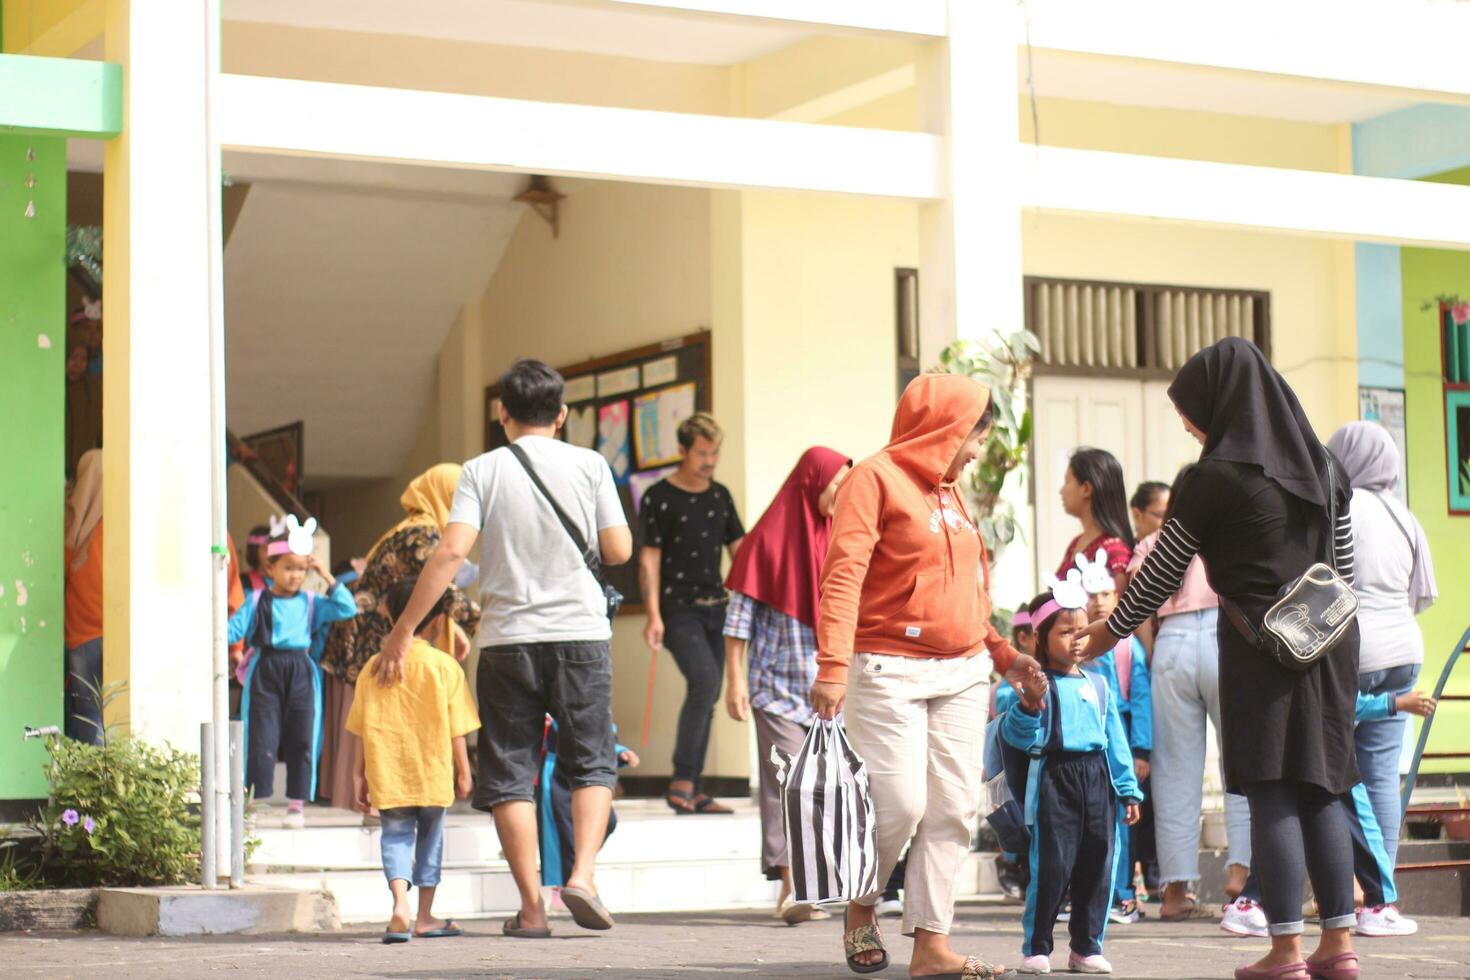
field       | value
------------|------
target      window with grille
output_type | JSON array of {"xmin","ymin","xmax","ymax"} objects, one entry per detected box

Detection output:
[{"xmin": 1024, "ymin": 276, "xmax": 1270, "ymax": 375}]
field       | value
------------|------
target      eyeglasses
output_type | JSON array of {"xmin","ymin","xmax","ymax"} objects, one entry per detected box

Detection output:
[{"xmin": 1143, "ymin": 509, "xmax": 1167, "ymax": 520}]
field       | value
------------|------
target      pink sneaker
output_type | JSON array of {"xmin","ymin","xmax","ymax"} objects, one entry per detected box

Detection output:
[
  {"xmin": 1220, "ymin": 897, "xmax": 1269, "ymax": 938},
  {"xmin": 1018, "ymin": 953, "xmax": 1051, "ymax": 974},
  {"xmin": 1067, "ymin": 952, "xmax": 1112, "ymax": 974}
]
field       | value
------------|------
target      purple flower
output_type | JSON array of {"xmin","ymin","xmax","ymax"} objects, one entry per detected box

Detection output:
[
  {"xmin": 83, "ymin": 816, "xmax": 95, "ymax": 834},
  {"xmin": 61, "ymin": 808, "xmax": 79, "ymax": 827}
]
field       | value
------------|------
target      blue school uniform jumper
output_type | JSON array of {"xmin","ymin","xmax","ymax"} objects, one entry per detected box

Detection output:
[
  {"xmin": 228, "ymin": 583, "xmax": 356, "ymax": 801},
  {"xmin": 1084, "ymin": 636, "xmax": 1151, "ymax": 905},
  {"xmin": 1002, "ymin": 669, "xmax": 1142, "ymax": 960}
]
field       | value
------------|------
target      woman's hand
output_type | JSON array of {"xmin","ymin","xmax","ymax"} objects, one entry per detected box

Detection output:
[
  {"xmin": 1123, "ymin": 803, "xmax": 1142, "ymax": 826},
  {"xmin": 1079, "ymin": 619, "xmax": 1118, "ymax": 661},
  {"xmin": 810, "ymin": 680, "xmax": 846, "ymax": 721},
  {"xmin": 455, "ymin": 767, "xmax": 473, "ymax": 801},
  {"xmin": 725, "ymin": 672, "xmax": 751, "ymax": 722},
  {"xmin": 1395, "ymin": 690, "xmax": 1437, "ymax": 717},
  {"xmin": 1134, "ymin": 758, "xmax": 1151, "ymax": 782}
]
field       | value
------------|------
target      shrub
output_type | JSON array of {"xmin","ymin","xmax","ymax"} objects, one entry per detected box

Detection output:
[{"xmin": 32, "ymin": 733, "xmax": 200, "ymax": 888}]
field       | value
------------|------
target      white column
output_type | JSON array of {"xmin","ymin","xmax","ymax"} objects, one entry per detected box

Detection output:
[
  {"xmin": 918, "ymin": 1, "xmax": 1036, "ymax": 601},
  {"xmin": 918, "ymin": 0, "xmax": 1024, "ymax": 352},
  {"xmin": 102, "ymin": 0, "xmax": 215, "ymax": 752}
]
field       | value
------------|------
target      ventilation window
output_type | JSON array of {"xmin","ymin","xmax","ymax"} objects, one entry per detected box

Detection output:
[{"xmin": 1025, "ymin": 277, "xmax": 1270, "ymax": 375}]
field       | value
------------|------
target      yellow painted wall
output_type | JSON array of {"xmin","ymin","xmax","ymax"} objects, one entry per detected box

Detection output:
[{"xmin": 1022, "ymin": 212, "xmax": 1358, "ymax": 432}]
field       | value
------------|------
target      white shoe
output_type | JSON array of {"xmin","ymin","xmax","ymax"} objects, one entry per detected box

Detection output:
[
  {"xmin": 282, "ymin": 809, "xmax": 306, "ymax": 829},
  {"xmin": 1219, "ymin": 897, "xmax": 1268, "ymax": 939},
  {"xmin": 1356, "ymin": 904, "xmax": 1417, "ymax": 937},
  {"xmin": 1018, "ymin": 954, "xmax": 1052, "ymax": 974},
  {"xmin": 876, "ymin": 897, "xmax": 903, "ymax": 918},
  {"xmin": 1067, "ymin": 952, "xmax": 1113, "ymax": 974}
]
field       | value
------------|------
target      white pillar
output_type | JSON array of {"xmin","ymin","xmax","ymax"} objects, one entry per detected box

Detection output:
[
  {"xmin": 918, "ymin": 0, "xmax": 1024, "ymax": 353},
  {"xmin": 919, "ymin": 1, "xmax": 1036, "ymax": 602},
  {"xmin": 102, "ymin": 0, "xmax": 215, "ymax": 752}
]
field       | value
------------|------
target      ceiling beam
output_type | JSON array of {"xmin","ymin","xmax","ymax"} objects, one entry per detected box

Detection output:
[
  {"xmin": 588, "ymin": 0, "xmax": 945, "ymax": 37},
  {"xmin": 1019, "ymin": 145, "xmax": 1470, "ymax": 250},
  {"xmin": 216, "ymin": 73, "xmax": 946, "ymax": 199}
]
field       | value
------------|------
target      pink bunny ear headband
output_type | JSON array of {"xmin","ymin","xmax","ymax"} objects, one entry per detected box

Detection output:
[{"xmin": 1011, "ymin": 610, "xmax": 1032, "ymax": 629}]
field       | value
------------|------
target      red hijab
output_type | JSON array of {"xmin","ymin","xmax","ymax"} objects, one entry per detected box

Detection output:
[{"xmin": 725, "ymin": 447, "xmax": 850, "ymax": 629}]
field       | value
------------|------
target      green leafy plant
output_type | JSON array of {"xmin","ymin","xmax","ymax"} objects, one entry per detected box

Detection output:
[
  {"xmin": 10, "ymin": 680, "xmax": 202, "ymax": 889},
  {"xmin": 32, "ymin": 733, "xmax": 201, "ymax": 888},
  {"xmin": 935, "ymin": 328, "xmax": 1041, "ymax": 558}
]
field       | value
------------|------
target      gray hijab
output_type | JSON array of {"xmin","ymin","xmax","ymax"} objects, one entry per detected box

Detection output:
[{"xmin": 1327, "ymin": 421, "xmax": 1437, "ymax": 613}]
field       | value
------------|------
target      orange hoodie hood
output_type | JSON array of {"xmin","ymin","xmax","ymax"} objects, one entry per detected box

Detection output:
[{"xmin": 884, "ymin": 373, "xmax": 992, "ymax": 487}]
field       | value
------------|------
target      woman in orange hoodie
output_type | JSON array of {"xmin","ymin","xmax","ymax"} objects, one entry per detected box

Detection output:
[{"xmin": 813, "ymin": 373, "xmax": 1037, "ymax": 980}]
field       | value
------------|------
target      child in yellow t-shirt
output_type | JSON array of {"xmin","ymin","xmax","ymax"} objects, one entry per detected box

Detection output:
[{"xmin": 348, "ymin": 577, "xmax": 480, "ymax": 944}]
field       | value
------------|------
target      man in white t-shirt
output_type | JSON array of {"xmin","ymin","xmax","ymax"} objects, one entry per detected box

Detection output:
[{"xmin": 375, "ymin": 358, "xmax": 632, "ymax": 936}]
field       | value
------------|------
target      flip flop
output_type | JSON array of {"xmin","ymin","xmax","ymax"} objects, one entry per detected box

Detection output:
[
  {"xmin": 415, "ymin": 920, "xmax": 463, "ymax": 938},
  {"xmin": 918, "ymin": 955, "xmax": 1017, "ymax": 979},
  {"xmin": 381, "ymin": 931, "xmax": 411, "ymax": 944},
  {"xmin": 843, "ymin": 923, "xmax": 889, "ymax": 975},
  {"xmin": 689, "ymin": 794, "xmax": 733, "ymax": 814},
  {"xmin": 560, "ymin": 886, "xmax": 615, "ymax": 930},
  {"xmin": 1160, "ymin": 896, "xmax": 1209, "ymax": 921},
  {"xmin": 502, "ymin": 914, "xmax": 551, "ymax": 939}
]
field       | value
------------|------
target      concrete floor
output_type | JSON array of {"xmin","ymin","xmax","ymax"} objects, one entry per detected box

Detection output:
[{"xmin": 2, "ymin": 901, "xmax": 1467, "ymax": 979}]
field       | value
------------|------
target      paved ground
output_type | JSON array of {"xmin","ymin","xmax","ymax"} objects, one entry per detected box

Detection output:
[{"xmin": 2, "ymin": 902, "xmax": 1467, "ymax": 979}]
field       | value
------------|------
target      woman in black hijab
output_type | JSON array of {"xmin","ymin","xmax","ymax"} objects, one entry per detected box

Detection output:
[{"xmin": 1083, "ymin": 338, "xmax": 1360, "ymax": 980}]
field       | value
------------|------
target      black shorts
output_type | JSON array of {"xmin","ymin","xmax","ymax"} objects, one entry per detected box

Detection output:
[{"xmin": 472, "ymin": 640, "xmax": 617, "ymax": 811}]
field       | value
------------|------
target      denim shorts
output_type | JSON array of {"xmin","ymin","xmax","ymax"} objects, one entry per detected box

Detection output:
[{"xmin": 472, "ymin": 640, "xmax": 617, "ymax": 811}]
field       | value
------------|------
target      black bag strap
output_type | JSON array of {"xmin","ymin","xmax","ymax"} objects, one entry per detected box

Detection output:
[
  {"xmin": 1368, "ymin": 490, "xmax": 1416, "ymax": 564},
  {"xmin": 1219, "ymin": 460, "xmax": 1341, "ymax": 646},
  {"xmin": 507, "ymin": 443, "xmax": 602, "ymax": 579}
]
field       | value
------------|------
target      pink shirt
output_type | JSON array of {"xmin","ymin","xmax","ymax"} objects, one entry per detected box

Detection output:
[{"xmin": 1128, "ymin": 530, "xmax": 1218, "ymax": 618}]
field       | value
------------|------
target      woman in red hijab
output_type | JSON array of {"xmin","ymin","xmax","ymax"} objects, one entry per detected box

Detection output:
[{"xmin": 723, "ymin": 446, "xmax": 851, "ymax": 926}]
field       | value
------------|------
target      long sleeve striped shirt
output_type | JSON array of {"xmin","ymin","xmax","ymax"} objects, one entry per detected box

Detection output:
[{"xmin": 1108, "ymin": 509, "xmax": 1354, "ymax": 639}]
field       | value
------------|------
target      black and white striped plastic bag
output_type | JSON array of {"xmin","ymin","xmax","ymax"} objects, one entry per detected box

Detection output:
[{"xmin": 771, "ymin": 719, "xmax": 879, "ymax": 905}]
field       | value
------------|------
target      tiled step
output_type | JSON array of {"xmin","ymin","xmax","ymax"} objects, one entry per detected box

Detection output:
[{"xmin": 249, "ymin": 800, "xmax": 1001, "ymax": 924}]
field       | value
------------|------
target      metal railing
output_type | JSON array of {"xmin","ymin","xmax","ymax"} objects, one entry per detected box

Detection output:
[{"xmin": 1395, "ymin": 623, "xmax": 1470, "ymax": 872}]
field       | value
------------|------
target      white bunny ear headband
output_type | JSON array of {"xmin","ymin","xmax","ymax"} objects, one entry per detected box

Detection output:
[
  {"xmin": 266, "ymin": 514, "xmax": 318, "ymax": 558},
  {"xmin": 1036, "ymin": 567, "xmax": 1089, "ymax": 626},
  {"xmin": 1074, "ymin": 547, "xmax": 1114, "ymax": 595}
]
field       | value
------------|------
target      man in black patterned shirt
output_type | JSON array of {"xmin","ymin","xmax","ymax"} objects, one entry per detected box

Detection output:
[{"xmin": 638, "ymin": 413, "xmax": 745, "ymax": 814}]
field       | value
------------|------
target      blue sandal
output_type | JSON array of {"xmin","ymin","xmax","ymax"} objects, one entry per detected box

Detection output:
[
  {"xmin": 381, "ymin": 931, "xmax": 411, "ymax": 944},
  {"xmin": 415, "ymin": 920, "xmax": 462, "ymax": 938}
]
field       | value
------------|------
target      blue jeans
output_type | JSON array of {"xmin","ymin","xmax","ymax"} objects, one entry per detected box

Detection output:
[
  {"xmin": 1149, "ymin": 608, "xmax": 1252, "ymax": 883},
  {"xmin": 380, "ymin": 806, "xmax": 446, "ymax": 888},
  {"xmin": 1355, "ymin": 663, "xmax": 1419, "ymax": 866},
  {"xmin": 64, "ymin": 638, "xmax": 104, "ymax": 745}
]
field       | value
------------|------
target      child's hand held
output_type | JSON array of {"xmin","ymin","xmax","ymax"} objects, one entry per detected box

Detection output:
[
  {"xmin": 1395, "ymin": 691, "xmax": 1436, "ymax": 717},
  {"xmin": 1124, "ymin": 803, "xmax": 1141, "ymax": 826}
]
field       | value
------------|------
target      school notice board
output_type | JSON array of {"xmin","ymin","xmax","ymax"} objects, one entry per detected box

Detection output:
[{"xmin": 484, "ymin": 330, "xmax": 712, "ymax": 612}]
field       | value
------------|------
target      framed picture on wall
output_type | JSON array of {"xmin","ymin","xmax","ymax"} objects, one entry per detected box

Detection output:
[{"xmin": 1447, "ymin": 390, "xmax": 1470, "ymax": 515}]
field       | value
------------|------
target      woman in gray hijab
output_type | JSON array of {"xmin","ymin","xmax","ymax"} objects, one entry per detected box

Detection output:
[{"xmin": 1326, "ymin": 422, "xmax": 1437, "ymax": 873}]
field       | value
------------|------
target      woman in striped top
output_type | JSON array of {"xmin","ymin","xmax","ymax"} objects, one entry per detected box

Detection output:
[{"xmin": 1081, "ymin": 338, "xmax": 1360, "ymax": 980}]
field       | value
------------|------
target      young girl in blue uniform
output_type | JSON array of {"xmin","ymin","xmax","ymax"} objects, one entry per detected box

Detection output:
[
  {"xmin": 1002, "ymin": 577, "xmax": 1142, "ymax": 975},
  {"xmin": 228, "ymin": 522, "xmax": 356, "ymax": 826},
  {"xmin": 1075, "ymin": 550, "xmax": 1153, "ymax": 924}
]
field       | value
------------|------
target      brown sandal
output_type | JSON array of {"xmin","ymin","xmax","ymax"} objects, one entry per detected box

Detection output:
[{"xmin": 843, "ymin": 922, "xmax": 889, "ymax": 975}]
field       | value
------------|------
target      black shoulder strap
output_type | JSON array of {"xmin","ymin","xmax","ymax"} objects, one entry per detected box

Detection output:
[
  {"xmin": 506, "ymin": 443, "xmax": 601, "ymax": 577},
  {"xmin": 1325, "ymin": 461, "xmax": 1340, "ymax": 573}
]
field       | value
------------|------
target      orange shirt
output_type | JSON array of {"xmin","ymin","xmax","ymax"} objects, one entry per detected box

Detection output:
[{"xmin": 65, "ymin": 523, "xmax": 104, "ymax": 649}]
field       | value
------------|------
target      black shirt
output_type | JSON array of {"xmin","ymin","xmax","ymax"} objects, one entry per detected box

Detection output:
[{"xmin": 639, "ymin": 479, "xmax": 744, "ymax": 605}]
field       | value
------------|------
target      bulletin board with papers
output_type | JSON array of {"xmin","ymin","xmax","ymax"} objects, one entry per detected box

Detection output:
[{"xmin": 484, "ymin": 330, "xmax": 712, "ymax": 611}]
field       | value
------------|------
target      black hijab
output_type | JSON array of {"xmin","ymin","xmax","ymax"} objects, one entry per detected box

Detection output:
[{"xmin": 1167, "ymin": 337, "xmax": 1340, "ymax": 509}]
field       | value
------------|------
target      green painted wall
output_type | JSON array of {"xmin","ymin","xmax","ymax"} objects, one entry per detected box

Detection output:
[
  {"xmin": 1400, "ymin": 166, "xmax": 1470, "ymax": 772},
  {"xmin": 0, "ymin": 134, "xmax": 65, "ymax": 800}
]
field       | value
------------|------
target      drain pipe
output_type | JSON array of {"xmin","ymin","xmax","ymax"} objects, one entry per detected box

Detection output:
[{"xmin": 203, "ymin": 0, "xmax": 232, "ymax": 887}]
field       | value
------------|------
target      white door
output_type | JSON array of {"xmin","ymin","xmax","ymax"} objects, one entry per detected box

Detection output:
[
  {"xmin": 1032, "ymin": 376, "xmax": 1146, "ymax": 583},
  {"xmin": 1142, "ymin": 379, "xmax": 1205, "ymax": 496}
]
